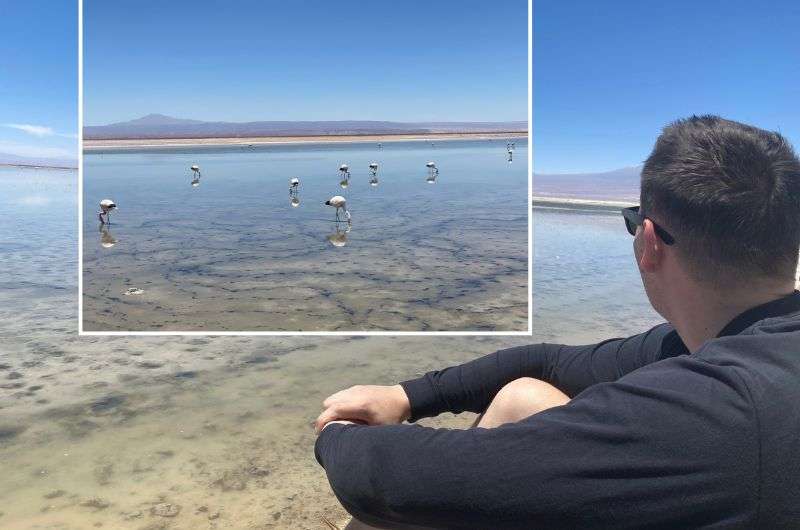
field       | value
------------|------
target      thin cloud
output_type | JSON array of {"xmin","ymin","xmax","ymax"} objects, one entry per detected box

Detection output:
[
  {"xmin": 4, "ymin": 123, "xmax": 54, "ymax": 137},
  {"xmin": 3, "ymin": 123, "xmax": 76, "ymax": 138}
]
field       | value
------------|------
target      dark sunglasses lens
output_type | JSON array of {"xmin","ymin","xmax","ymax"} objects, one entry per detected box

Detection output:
[{"xmin": 623, "ymin": 216, "xmax": 636, "ymax": 236}]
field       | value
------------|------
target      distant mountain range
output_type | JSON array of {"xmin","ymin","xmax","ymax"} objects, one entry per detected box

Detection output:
[
  {"xmin": 0, "ymin": 152, "xmax": 77, "ymax": 169},
  {"xmin": 84, "ymin": 114, "xmax": 528, "ymax": 140},
  {"xmin": 534, "ymin": 166, "xmax": 641, "ymax": 201}
]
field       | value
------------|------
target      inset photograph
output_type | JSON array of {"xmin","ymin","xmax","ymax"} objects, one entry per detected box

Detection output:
[{"xmin": 80, "ymin": 1, "xmax": 530, "ymax": 333}]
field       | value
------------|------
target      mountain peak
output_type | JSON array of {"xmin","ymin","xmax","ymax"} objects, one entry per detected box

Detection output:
[{"xmin": 115, "ymin": 114, "xmax": 204, "ymax": 127}]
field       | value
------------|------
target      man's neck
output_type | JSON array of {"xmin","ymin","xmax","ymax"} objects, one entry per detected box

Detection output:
[{"xmin": 668, "ymin": 280, "xmax": 796, "ymax": 353}]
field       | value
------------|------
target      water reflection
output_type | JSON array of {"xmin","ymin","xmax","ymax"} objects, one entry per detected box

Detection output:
[
  {"xmin": 99, "ymin": 225, "xmax": 116, "ymax": 248},
  {"xmin": 326, "ymin": 219, "xmax": 352, "ymax": 247}
]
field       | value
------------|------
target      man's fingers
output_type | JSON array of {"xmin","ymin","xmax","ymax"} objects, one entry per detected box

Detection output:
[
  {"xmin": 315, "ymin": 403, "xmax": 374, "ymax": 433},
  {"xmin": 315, "ymin": 406, "xmax": 346, "ymax": 434}
]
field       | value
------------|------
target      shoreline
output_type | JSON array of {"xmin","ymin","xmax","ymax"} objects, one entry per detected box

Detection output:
[
  {"xmin": 0, "ymin": 162, "xmax": 77, "ymax": 170},
  {"xmin": 532, "ymin": 195, "xmax": 635, "ymax": 211},
  {"xmin": 82, "ymin": 131, "xmax": 528, "ymax": 152}
]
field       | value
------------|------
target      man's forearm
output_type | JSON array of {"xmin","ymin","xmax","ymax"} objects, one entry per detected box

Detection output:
[
  {"xmin": 399, "ymin": 343, "xmax": 553, "ymax": 421},
  {"xmin": 398, "ymin": 324, "xmax": 673, "ymax": 422}
]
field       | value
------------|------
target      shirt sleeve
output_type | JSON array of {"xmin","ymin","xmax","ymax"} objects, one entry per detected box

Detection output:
[
  {"xmin": 399, "ymin": 323, "xmax": 677, "ymax": 421},
  {"xmin": 316, "ymin": 355, "xmax": 757, "ymax": 529}
]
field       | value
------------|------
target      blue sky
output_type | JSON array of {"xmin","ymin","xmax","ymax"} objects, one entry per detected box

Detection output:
[
  {"xmin": 84, "ymin": 0, "xmax": 529, "ymax": 125},
  {"xmin": 0, "ymin": 1, "xmax": 77, "ymax": 161},
  {"xmin": 534, "ymin": 0, "xmax": 800, "ymax": 173}
]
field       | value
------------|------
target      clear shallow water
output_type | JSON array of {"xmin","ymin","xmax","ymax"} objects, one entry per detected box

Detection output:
[
  {"xmin": 83, "ymin": 139, "xmax": 529, "ymax": 331},
  {"xmin": 533, "ymin": 206, "xmax": 661, "ymax": 341},
  {"xmin": 1, "ymin": 166, "xmax": 667, "ymax": 529}
]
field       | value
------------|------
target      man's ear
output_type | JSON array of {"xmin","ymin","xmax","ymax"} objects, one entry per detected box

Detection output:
[{"xmin": 638, "ymin": 219, "xmax": 663, "ymax": 273}]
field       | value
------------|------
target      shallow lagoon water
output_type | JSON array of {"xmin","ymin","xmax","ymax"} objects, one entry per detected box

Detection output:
[
  {"xmin": 1, "ymin": 166, "xmax": 669, "ymax": 528},
  {"xmin": 82, "ymin": 140, "xmax": 529, "ymax": 332}
]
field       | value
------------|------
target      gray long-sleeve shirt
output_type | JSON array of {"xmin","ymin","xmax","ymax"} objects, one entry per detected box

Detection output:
[{"xmin": 315, "ymin": 291, "xmax": 800, "ymax": 529}]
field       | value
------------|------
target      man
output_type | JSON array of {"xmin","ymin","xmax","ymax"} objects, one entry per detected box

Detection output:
[{"xmin": 314, "ymin": 116, "xmax": 800, "ymax": 529}]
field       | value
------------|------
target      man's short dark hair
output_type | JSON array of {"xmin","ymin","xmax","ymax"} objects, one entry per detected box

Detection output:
[{"xmin": 641, "ymin": 115, "xmax": 800, "ymax": 283}]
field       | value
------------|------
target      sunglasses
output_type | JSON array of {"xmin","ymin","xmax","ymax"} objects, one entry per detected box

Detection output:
[{"xmin": 621, "ymin": 206, "xmax": 675, "ymax": 245}]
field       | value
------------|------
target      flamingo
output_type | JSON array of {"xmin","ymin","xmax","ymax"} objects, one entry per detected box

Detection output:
[
  {"xmin": 289, "ymin": 177, "xmax": 301, "ymax": 205},
  {"xmin": 98, "ymin": 199, "xmax": 117, "ymax": 224},
  {"xmin": 338, "ymin": 164, "xmax": 350, "ymax": 188},
  {"xmin": 190, "ymin": 164, "xmax": 201, "ymax": 177},
  {"xmin": 425, "ymin": 161, "xmax": 439, "ymax": 181},
  {"xmin": 368, "ymin": 163, "xmax": 379, "ymax": 186},
  {"xmin": 325, "ymin": 195, "xmax": 351, "ymax": 222}
]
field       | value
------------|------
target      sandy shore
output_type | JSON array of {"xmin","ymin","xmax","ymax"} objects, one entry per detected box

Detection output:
[
  {"xmin": 82, "ymin": 131, "xmax": 528, "ymax": 151},
  {"xmin": 532, "ymin": 195, "xmax": 635, "ymax": 211},
  {"xmin": 0, "ymin": 163, "xmax": 77, "ymax": 170}
]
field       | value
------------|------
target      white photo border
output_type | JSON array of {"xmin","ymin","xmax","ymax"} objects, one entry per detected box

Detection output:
[{"xmin": 77, "ymin": 0, "xmax": 534, "ymax": 337}]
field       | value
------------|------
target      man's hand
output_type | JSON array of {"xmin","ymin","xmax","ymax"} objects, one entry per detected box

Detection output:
[{"xmin": 315, "ymin": 384, "xmax": 411, "ymax": 434}]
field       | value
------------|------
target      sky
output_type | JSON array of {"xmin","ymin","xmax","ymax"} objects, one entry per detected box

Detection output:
[
  {"xmin": 0, "ymin": 1, "xmax": 77, "ymax": 162},
  {"xmin": 534, "ymin": 0, "xmax": 800, "ymax": 173},
  {"xmin": 84, "ymin": 0, "xmax": 530, "ymax": 125}
]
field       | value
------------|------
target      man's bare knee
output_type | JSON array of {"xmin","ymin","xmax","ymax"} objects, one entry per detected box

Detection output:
[
  {"xmin": 477, "ymin": 377, "xmax": 569, "ymax": 428},
  {"xmin": 494, "ymin": 377, "xmax": 569, "ymax": 415}
]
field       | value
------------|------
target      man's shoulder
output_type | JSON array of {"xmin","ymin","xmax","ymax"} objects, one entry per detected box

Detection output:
[
  {"xmin": 699, "ymin": 311, "xmax": 800, "ymax": 365},
  {"xmin": 698, "ymin": 311, "xmax": 800, "ymax": 400}
]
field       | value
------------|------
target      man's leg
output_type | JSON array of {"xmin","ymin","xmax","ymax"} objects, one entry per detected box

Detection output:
[
  {"xmin": 342, "ymin": 377, "xmax": 569, "ymax": 529},
  {"xmin": 476, "ymin": 377, "xmax": 570, "ymax": 428}
]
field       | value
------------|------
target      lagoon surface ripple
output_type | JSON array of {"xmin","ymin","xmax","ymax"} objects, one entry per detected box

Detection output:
[
  {"xmin": 82, "ymin": 140, "xmax": 529, "ymax": 331},
  {"xmin": 0, "ymin": 165, "xmax": 663, "ymax": 529}
]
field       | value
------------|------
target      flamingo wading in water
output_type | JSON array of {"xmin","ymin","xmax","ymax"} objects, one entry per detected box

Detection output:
[
  {"xmin": 98, "ymin": 199, "xmax": 117, "ymax": 224},
  {"xmin": 289, "ymin": 177, "xmax": 301, "ymax": 206},
  {"xmin": 338, "ymin": 164, "xmax": 350, "ymax": 188},
  {"xmin": 325, "ymin": 195, "xmax": 351, "ymax": 222},
  {"xmin": 369, "ymin": 162, "xmax": 379, "ymax": 186},
  {"xmin": 426, "ymin": 161, "xmax": 439, "ymax": 182}
]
